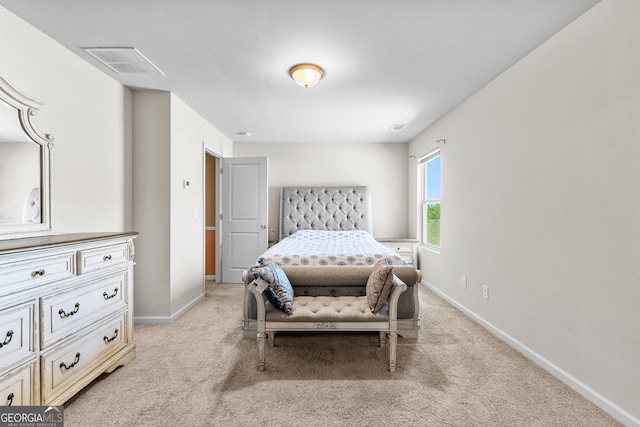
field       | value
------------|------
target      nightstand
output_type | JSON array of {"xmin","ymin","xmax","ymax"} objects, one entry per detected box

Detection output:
[{"xmin": 377, "ymin": 238, "xmax": 419, "ymax": 265}]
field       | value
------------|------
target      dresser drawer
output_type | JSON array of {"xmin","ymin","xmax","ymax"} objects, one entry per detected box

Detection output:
[
  {"xmin": 0, "ymin": 302, "xmax": 35, "ymax": 367},
  {"xmin": 40, "ymin": 273, "xmax": 126, "ymax": 348},
  {"xmin": 0, "ymin": 363, "xmax": 36, "ymax": 406},
  {"xmin": 380, "ymin": 241, "xmax": 415, "ymax": 253},
  {"xmin": 77, "ymin": 243, "xmax": 129, "ymax": 275},
  {"xmin": 0, "ymin": 252, "xmax": 75, "ymax": 292},
  {"xmin": 41, "ymin": 313, "xmax": 125, "ymax": 402}
]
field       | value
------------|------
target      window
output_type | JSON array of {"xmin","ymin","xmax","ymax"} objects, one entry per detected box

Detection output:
[{"xmin": 420, "ymin": 150, "xmax": 441, "ymax": 247}]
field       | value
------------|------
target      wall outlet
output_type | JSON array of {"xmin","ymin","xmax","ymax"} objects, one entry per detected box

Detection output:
[
  {"xmin": 462, "ymin": 275, "xmax": 467, "ymax": 288},
  {"xmin": 482, "ymin": 285, "xmax": 489, "ymax": 299}
]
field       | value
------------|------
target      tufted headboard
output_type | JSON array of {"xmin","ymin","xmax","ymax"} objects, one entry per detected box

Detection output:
[{"xmin": 279, "ymin": 186, "xmax": 373, "ymax": 239}]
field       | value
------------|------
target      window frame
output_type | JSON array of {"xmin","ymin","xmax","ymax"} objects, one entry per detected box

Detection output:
[{"xmin": 419, "ymin": 148, "xmax": 441, "ymax": 250}]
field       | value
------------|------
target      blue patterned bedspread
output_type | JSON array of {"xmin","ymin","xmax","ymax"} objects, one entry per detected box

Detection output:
[{"xmin": 260, "ymin": 230, "xmax": 405, "ymax": 266}]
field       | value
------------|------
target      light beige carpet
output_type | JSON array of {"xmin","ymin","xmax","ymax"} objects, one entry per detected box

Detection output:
[{"xmin": 64, "ymin": 282, "xmax": 620, "ymax": 426}]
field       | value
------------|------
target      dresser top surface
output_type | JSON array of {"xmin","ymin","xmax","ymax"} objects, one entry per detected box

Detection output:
[
  {"xmin": 0, "ymin": 232, "xmax": 139, "ymax": 254},
  {"xmin": 376, "ymin": 238, "xmax": 419, "ymax": 243}
]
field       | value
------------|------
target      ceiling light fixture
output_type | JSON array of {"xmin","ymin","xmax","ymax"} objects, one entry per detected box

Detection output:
[{"xmin": 288, "ymin": 63, "xmax": 325, "ymax": 88}]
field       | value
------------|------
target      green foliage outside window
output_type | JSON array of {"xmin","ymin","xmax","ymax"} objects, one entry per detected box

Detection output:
[
  {"xmin": 426, "ymin": 203, "xmax": 440, "ymax": 246},
  {"xmin": 421, "ymin": 150, "xmax": 441, "ymax": 248}
]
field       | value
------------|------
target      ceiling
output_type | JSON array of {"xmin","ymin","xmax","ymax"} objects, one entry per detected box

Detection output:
[{"xmin": 0, "ymin": 0, "xmax": 600, "ymax": 144}]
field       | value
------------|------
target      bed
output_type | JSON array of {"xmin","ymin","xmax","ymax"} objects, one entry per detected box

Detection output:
[
  {"xmin": 259, "ymin": 229, "xmax": 405, "ymax": 267},
  {"xmin": 242, "ymin": 186, "xmax": 421, "ymax": 338}
]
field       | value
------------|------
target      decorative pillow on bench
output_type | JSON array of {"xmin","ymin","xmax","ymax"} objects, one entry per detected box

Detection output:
[
  {"xmin": 249, "ymin": 258, "xmax": 294, "ymax": 315},
  {"xmin": 366, "ymin": 259, "xmax": 394, "ymax": 313}
]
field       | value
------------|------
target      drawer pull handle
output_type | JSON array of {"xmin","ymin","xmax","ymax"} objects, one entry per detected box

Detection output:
[
  {"xmin": 0, "ymin": 330, "xmax": 13, "ymax": 348},
  {"xmin": 104, "ymin": 329, "xmax": 119, "ymax": 344},
  {"xmin": 103, "ymin": 288, "xmax": 119, "ymax": 300},
  {"xmin": 103, "ymin": 255, "xmax": 112, "ymax": 261},
  {"xmin": 59, "ymin": 303, "xmax": 80, "ymax": 318},
  {"xmin": 31, "ymin": 269, "xmax": 46, "ymax": 277},
  {"xmin": 60, "ymin": 352, "xmax": 81, "ymax": 371},
  {"xmin": 6, "ymin": 393, "xmax": 14, "ymax": 406}
]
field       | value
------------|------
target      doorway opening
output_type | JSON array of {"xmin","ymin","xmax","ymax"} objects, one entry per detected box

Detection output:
[{"xmin": 205, "ymin": 151, "xmax": 219, "ymax": 281}]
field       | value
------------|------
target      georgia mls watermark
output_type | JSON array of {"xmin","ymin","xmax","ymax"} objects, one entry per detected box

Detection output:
[{"xmin": 0, "ymin": 406, "xmax": 64, "ymax": 427}]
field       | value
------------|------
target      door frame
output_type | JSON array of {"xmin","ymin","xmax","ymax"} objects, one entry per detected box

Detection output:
[{"xmin": 203, "ymin": 146, "xmax": 221, "ymax": 282}]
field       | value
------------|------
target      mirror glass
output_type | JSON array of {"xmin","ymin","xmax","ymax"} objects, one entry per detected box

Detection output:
[{"xmin": 0, "ymin": 99, "xmax": 43, "ymax": 225}]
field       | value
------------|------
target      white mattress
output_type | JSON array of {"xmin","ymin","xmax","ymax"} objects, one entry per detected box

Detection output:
[{"xmin": 260, "ymin": 230, "xmax": 405, "ymax": 266}]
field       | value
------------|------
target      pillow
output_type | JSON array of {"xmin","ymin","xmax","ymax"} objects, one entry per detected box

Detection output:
[
  {"xmin": 249, "ymin": 258, "xmax": 294, "ymax": 315},
  {"xmin": 366, "ymin": 259, "xmax": 394, "ymax": 313}
]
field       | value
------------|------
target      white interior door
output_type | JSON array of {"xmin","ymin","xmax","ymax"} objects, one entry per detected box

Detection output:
[{"xmin": 221, "ymin": 157, "xmax": 268, "ymax": 283}]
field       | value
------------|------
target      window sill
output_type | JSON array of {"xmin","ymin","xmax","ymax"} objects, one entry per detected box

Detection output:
[{"xmin": 420, "ymin": 244, "xmax": 441, "ymax": 255}]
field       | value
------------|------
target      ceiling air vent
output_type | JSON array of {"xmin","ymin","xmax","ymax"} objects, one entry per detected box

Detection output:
[
  {"xmin": 389, "ymin": 124, "xmax": 407, "ymax": 132},
  {"xmin": 83, "ymin": 47, "xmax": 164, "ymax": 76}
]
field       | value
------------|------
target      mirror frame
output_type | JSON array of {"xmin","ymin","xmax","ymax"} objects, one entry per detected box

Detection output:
[{"xmin": 0, "ymin": 75, "xmax": 54, "ymax": 240}]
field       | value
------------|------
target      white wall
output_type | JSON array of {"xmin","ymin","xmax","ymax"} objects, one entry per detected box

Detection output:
[
  {"xmin": 132, "ymin": 91, "xmax": 171, "ymax": 318},
  {"xmin": 408, "ymin": 0, "xmax": 640, "ymax": 423},
  {"xmin": 233, "ymin": 142, "xmax": 409, "ymax": 238},
  {"xmin": 132, "ymin": 90, "xmax": 233, "ymax": 321},
  {"xmin": 0, "ymin": 6, "xmax": 133, "ymax": 233},
  {"xmin": 169, "ymin": 93, "xmax": 232, "ymax": 314}
]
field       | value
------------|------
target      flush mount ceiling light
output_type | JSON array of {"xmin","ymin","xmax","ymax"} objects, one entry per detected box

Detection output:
[{"xmin": 288, "ymin": 63, "xmax": 325, "ymax": 88}]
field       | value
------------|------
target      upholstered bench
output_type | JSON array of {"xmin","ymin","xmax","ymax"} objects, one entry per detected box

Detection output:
[
  {"xmin": 247, "ymin": 274, "xmax": 407, "ymax": 372},
  {"xmin": 243, "ymin": 264, "xmax": 422, "ymax": 339}
]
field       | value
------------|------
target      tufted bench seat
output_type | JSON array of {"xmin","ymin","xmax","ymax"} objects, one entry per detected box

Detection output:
[
  {"xmin": 247, "ymin": 275, "xmax": 407, "ymax": 372},
  {"xmin": 243, "ymin": 264, "xmax": 422, "ymax": 339}
]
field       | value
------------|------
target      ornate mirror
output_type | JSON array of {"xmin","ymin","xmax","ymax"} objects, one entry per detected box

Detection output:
[{"xmin": 0, "ymin": 75, "xmax": 53, "ymax": 240}]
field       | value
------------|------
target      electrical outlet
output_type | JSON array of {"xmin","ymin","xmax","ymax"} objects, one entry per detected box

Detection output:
[
  {"xmin": 482, "ymin": 285, "xmax": 489, "ymax": 299},
  {"xmin": 462, "ymin": 275, "xmax": 467, "ymax": 288}
]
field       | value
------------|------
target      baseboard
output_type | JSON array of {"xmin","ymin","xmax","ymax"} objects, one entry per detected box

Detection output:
[
  {"xmin": 422, "ymin": 281, "xmax": 640, "ymax": 427},
  {"xmin": 134, "ymin": 293, "xmax": 205, "ymax": 324}
]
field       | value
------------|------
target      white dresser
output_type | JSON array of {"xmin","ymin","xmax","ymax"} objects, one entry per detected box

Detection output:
[
  {"xmin": 0, "ymin": 232, "xmax": 137, "ymax": 406},
  {"xmin": 377, "ymin": 238, "xmax": 419, "ymax": 266}
]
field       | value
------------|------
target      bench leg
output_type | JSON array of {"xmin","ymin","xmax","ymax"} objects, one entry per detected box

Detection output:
[
  {"xmin": 257, "ymin": 331, "xmax": 266, "ymax": 371},
  {"xmin": 388, "ymin": 331, "xmax": 397, "ymax": 372},
  {"xmin": 268, "ymin": 330, "xmax": 275, "ymax": 348},
  {"xmin": 379, "ymin": 331, "xmax": 386, "ymax": 348}
]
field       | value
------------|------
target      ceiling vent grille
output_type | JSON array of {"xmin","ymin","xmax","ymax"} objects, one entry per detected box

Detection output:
[
  {"xmin": 83, "ymin": 47, "xmax": 164, "ymax": 75},
  {"xmin": 389, "ymin": 124, "xmax": 407, "ymax": 131}
]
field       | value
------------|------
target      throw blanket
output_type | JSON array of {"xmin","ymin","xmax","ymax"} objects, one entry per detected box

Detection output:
[{"xmin": 260, "ymin": 230, "xmax": 405, "ymax": 266}]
